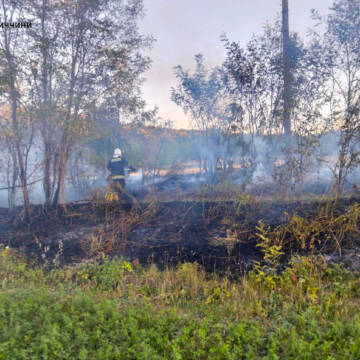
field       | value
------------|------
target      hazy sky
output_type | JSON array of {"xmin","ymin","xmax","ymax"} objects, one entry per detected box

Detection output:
[{"xmin": 139, "ymin": 0, "xmax": 334, "ymax": 129}]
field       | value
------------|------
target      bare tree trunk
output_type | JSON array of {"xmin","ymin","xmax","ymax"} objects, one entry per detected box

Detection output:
[
  {"xmin": 7, "ymin": 152, "xmax": 17, "ymax": 211},
  {"xmin": 52, "ymin": 132, "xmax": 70, "ymax": 206},
  {"xmin": 39, "ymin": 0, "xmax": 56, "ymax": 207},
  {"xmin": 282, "ymin": 0, "xmax": 291, "ymax": 135},
  {"xmin": 1, "ymin": 0, "xmax": 32, "ymax": 221},
  {"xmin": 43, "ymin": 141, "xmax": 53, "ymax": 206},
  {"xmin": 10, "ymin": 84, "xmax": 31, "ymax": 221},
  {"xmin": 335, "ymin": 134, "xmax": 349, "ymax": 202}
]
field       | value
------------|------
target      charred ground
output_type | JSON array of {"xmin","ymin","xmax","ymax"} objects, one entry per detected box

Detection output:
[{"xmin": 2, "ymin": 188, "xmax": 360, "ymax": 274}]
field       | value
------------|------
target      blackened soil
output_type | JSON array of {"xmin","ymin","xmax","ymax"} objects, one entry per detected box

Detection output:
[{"xmin": 0, "ymin": 196, "xmax": 360, "ymax": 273}]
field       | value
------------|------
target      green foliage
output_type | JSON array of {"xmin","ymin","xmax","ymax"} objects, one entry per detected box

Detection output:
[
  {"xmin": 235, "ymin": 192, "xmax": 253, "ymax": 212},
  {"xmin": 75, "ymin": 257, "xmax": 133, "ymax": 291},
  {"xmin": 251, "ymin": 220, "xmax": 284, "ymax": 291},
  {"xmin": 284, "ymin": 203, "xmax": 360, "ymax": 252},
  {"xmin": 0, "ymin": 247, "xmax": 44, "ymax": 288},
  {"xmin": 1, "ymin": 248, "xmax": 360, "ymax": 359},
  {"xmin": 255, "ymin": 220, "xmax": 284, "ymax": 270}
]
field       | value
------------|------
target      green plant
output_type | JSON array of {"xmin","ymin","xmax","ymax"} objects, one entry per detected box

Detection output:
[
  {"xmin": 75, "ymin": 257, "xmax": 133, "ymax": 291},
  {"xmin": 250, "ymin": 220, "xmax": 284, "ymax": 291}
]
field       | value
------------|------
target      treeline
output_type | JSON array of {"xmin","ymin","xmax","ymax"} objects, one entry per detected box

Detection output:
[{"xmin": 171, "ymin": 0, "xmax": 360, "ymax": 199}]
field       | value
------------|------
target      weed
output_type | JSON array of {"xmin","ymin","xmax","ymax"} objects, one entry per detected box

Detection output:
[{"xmin": 75, "ymin": 257, "xmax": 133, "ymax": 291}]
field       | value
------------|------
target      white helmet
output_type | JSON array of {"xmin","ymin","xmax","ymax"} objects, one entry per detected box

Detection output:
[{"xmin": 113, "ymin": 148, "xmax": 122, "ymax": 157}]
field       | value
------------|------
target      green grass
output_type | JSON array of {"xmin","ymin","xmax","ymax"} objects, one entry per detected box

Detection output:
[{"xmin": 1, "ymin": 248, "xmax": 360, "ymax": 359}]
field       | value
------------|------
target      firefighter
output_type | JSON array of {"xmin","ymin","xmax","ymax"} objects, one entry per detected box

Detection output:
[
  {"xmin": 107, "ymin": 148, "xmax": 128, "ymax": 188},
  {"xmin": 107, "ymin": 148, "xmax": 140, "ymax": 208}
]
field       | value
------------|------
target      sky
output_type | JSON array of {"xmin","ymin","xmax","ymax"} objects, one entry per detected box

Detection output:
[{"xmin": 138, "ymin": 0, "xmax": 334, "ymax": 129}]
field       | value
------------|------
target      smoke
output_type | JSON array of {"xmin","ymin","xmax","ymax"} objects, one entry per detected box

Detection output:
[
  {"xmin": 0, "ymin": 129, "xmax": 358, "ymax": 208},
  {"xmin": 125, "ymin": 169, "xmax": 144, "ymax": 190}
]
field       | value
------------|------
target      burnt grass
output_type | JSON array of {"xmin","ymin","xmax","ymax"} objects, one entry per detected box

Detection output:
[{"xmin": 1, "ymin": 195, "xmax": 360, "ymax": 273}]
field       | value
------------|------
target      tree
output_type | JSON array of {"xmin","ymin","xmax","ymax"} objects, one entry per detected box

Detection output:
[
  {"xmin": 171, "ymin": 55, "xmax": 240, "ymax": 179},
  {"xmin": 310, "ymin": 0, "xmax": 360, "ymax": 199},
  {"xmin": 0, "ymin": 111, "xmax": 18, "ymax": 211},
  {"xmin": 171, "ymin": 55, "xmax": 219, "ymax": 177},
  {"xmin": 25, "ymin": 0, "xmax": 62, "ymax": 206},
  {"xmin": 282, "ymin": 0, "xmax": 292, "ymax": 135},
  {"xmin": 222, "ymin": 18, "xmax": 324, "ymax": 196},
  {"xmin": 0, "ymin": 0, "xmax": 34, "ymax": 220}
]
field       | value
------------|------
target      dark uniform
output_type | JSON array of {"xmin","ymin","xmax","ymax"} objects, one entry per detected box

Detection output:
[
  {"xmin": 107, "ymin": 157, "xmax": 128, "ymax": 187},
  {"xmin": 107, "ymin": 155, "xmax": 141, "ymax": 209}
]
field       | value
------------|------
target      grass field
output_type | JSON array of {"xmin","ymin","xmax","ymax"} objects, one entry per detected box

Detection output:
[{"xmin": 1, "ymin": 246, "xmax": 360, "ymax": 359}]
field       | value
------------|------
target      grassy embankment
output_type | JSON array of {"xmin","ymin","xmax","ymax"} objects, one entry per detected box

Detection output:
[{"xmin": 1, "ymin": 241, "xmax": 360, "ymax": 359}]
